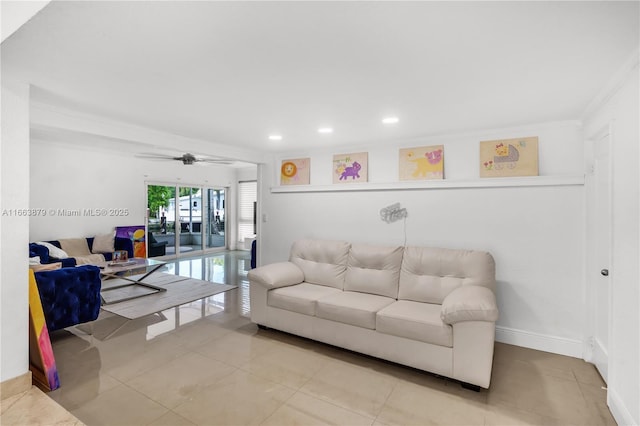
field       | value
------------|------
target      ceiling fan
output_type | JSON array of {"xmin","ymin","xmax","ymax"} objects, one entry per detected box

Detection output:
[{"xmin": 136, "ymin": 152, "xmax": 233, "ymax": 165}]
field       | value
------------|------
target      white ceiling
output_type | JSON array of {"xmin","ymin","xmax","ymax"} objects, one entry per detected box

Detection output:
[{"xmin": 2, "ymin": 1, "xmax": 639, "ymax": 155}]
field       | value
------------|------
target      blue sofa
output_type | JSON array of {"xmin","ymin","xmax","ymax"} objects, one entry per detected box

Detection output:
[
  {"xmin": 29, "ymin": 237, "xmax": 134, "ymax": 267},
  {"xmin": 33, "ymin": 265, "xmax": 102, "ymax": 331}
]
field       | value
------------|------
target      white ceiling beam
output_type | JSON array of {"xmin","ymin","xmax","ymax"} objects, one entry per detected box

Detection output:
[{"xmin": 30, "ymin": 101, "xmax": 265, "ymax": 164}]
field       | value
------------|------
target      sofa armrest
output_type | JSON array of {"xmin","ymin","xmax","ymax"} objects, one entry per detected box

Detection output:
[
  {"xmin": 248, "ymin": 262, "xmax": 304, "ymax": 289},
  {"xmin": 441, "ymin": 285, "xmax": 498, "ymax": 325}
]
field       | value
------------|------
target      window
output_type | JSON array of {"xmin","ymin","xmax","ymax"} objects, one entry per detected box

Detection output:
[{"xmin": 238, "ymin": 181, "xmax": 257, "ymax": 245}]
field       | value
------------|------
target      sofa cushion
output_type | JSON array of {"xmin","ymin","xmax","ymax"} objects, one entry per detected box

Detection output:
[
  {"xmin": 59, "ymin": 238, "xmax": 92, "ymax": 257},
  {"xmin": 268, "ymin": 283, "xmax": 342, "ymax": 316},
  {"xmin": 74, "ymin": 254, "xmax": 107, "ymax": 265},
  {"xmin": 290, "ymin": 239, "xmax": 351, "ymax": 289},
  {"xmin": 316, "ymin": 291, "xmax": 395, "ymax": 329},
  {"xmin": 35, "ymin": 241, "xmax": 69, "ymax": 259},
  {"xmin": 376, "ymin": 300, "xmax": 453, "ymax": 347},
  {"xmin": 91, "ymin": 232, "xmax": 116, "ymax": 253},
  {"xmin": 399, "ymin": 247, "xmax": 495, "ymax": 304},
  {"xmin": 344, "ymin": 244, "xmax": 403, "ymax": 298},
  {"xmin": 30, "ymin": 243, "xmax": 49, "ymax": 262}
]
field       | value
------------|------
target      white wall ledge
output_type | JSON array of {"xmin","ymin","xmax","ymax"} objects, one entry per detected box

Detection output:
[{"xmin": 270, "ymin": 175, "xmax": 585, "ymax": 193}]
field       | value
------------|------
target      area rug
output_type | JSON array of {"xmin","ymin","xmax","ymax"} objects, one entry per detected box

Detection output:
[{"xmin": 101, "ymin": 272, "xmax": 237, "ymax": 320}]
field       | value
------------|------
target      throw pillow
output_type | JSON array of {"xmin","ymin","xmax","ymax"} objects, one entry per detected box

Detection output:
[
  {"xmin": 60, "ymin": 238, "xmax": 92, "ymax": 256},
  {"xmin": 35, "ymin": 241, "xmax": 69, "ymax": 259},
  {"xmin": 29, "ymin": 256, "xmax": 41, "ymax": 265},
  {"xmin": 92, "ymin": 232, "xmax": 115, "ymax": 253}
]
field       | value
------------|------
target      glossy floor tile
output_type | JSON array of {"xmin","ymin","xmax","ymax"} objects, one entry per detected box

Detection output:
[
  {"xmin": 13, "ymin": 251, "xmax": 616, "ymax": 425},
  {"xmin": 0, "ymin": 386, "xmax": 83, "ymax": 425}
]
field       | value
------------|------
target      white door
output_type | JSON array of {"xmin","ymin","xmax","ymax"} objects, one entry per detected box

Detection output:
[{"xmin": 593, "ymin": 131, "xmax": 612, "ymax": 382}]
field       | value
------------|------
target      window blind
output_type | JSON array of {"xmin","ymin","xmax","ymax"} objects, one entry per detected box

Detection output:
[{"xmin": 238, "ymin": 181, "xmax": 257, "ymax": 244}]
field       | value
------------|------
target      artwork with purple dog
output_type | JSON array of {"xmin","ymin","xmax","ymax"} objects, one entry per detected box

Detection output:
[{"xmin": 333, "ymin": 152, "xmax": 368, "ymax": 184}]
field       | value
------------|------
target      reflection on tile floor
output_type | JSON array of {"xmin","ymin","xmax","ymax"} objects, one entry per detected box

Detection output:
[{"xmin": 5, "ymin": 251, "xmax": 617, "ymax": 425}]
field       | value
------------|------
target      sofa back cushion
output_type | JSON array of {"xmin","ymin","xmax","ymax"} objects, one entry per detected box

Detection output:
[
  {"xmin": 399, "ymin": 247, "xmax": 495, "ymax": 304},
  {"xmin": 290, "ymin": 239, "xmax": 351, "ymax": 289},
  {"xmin": 344, "ymin": 244, "xmax": 403, "ymax": 298},
  {"xmin": 59, "ymin": 238, "xmax": 91, "ymax": 257},
  {"xmin": 89, "ymin": 232, "xmax": 116, "ymax": 254}
]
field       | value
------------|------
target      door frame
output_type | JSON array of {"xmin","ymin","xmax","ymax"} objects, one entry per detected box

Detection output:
[{"xmin": 584, "ymin": 123, "xmax": 613, "ymax": 382}]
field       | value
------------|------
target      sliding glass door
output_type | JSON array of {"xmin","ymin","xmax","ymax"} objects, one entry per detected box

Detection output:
[
  {"xmin": 206, "ymin": 188, "xmax": 226, "ymax": 249},
  {"xmin": 147, "ymin": 183, "xmax": 227, "ymax": 258},
  {"xmin": 147, "ymin": 184, "xmax": 176, "ymax": 257},
  {"xmin": 177, "ymin": 186, "xmax": 202, "ymax": 255}
]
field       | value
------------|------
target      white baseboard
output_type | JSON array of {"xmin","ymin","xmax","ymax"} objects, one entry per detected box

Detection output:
[
  {"xmin": 592, "ymin": 338, "xmax": 608, "ymax": 382},
  {"xmin": 495, "ymin": 326, "xmax": 583, "ymax": 358},
  {"xmin": 608, "ymin": 387, "xmax": 638, "ymax": 426}
]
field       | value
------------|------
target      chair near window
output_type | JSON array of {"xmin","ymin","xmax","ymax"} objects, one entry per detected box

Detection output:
[{"xmin": 148, "ymin": 231, "xmax": 168, "ymax": 257}]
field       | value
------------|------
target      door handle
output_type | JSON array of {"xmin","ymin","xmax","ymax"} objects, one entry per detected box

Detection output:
[{"xmin": 601, "ymin": 269, "xmax": 609, "ymax": 276}]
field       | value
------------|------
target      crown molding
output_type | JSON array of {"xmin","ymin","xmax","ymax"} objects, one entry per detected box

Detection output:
[{"xmin": 582, "ymin": 49, "xmax": 640, "ymax": 122}]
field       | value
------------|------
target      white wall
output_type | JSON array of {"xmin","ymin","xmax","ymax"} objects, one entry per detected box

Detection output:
[
  {"xmin": 259, "ymin": 121, "xmax": 586, "ymax": 356},
  {"xmin": 0, "ymin": 81, "xmax": 30, "ymax": 383},
  {"xmin": 237, "ymin": 166, "xmax": 257, "ymax": 182},
  {"xmin": 29, "ymin": 140, "xmax": 240, "ymax": 243},
  {"xmin": 583, "ymin": 58, "xmax": 639, "ymax": 426}
]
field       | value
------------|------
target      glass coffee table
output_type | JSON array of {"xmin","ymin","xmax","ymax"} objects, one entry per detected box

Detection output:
[{"xmin": 99, "ymin": 258, "xmax": 167, "ymax": 304}]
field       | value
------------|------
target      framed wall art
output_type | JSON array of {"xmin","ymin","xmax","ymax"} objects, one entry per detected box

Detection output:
[
  {"xmin": 333, "ymin": 152, "xmax": 368, "ymax": 184},
  {"xmin": 116, "ymin": 225, "xmax": 146, "ymax": 258},
  {"xmin": 399, "ymin": 145, "xmax": 444, "ymax": 180},
  {"xmin": 480, "ymin": 137, "xmax": 539, "ymax": 178},
  {"xmin": 280, "ymin": 158, "xmax": 310, "ymax": 185}
]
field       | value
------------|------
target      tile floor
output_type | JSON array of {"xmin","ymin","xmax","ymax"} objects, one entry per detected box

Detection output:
[{"xmin": 2, "ymin": 251, "xmax": 616, "ymax": 425}]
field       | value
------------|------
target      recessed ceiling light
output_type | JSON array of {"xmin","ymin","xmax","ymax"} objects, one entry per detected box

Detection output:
[
  {"xmin": 382, "ymin": 116, "xmax": 399, "ymax": 124},
  {"xmin": 318, "ymin": 127, "xmax": 333, "ymax": 134},
  {"xmin": 268, "ymin": 134, "xmax": 283, "ymax": 141}
]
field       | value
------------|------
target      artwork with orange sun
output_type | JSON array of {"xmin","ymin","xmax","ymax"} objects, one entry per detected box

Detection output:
[
  {"xmin": 280, "ymin": 158, "xmax": 310, "ymax": 185},
  {"xmin": 116, "ymin": 225, "xmax": 147, "ymax": 258}
]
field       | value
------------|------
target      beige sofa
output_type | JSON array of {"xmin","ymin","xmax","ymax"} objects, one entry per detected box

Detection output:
[{"xmin": 249, "ymin": 239, "xmax": 499, "ymax": 389}]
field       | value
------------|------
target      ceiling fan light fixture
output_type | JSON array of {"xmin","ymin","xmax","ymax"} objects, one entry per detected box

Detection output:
[{"xmin": 180, "ymin": 153, "xmax": 197, "ymax": 165}]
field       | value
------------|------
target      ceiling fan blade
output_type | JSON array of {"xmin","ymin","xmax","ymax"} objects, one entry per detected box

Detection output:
[
  {"xmin": 196, "ymin": 158, "xmax": 233, "ymax": 165},
  {"xmin": 135, "ymin": 153, "xmax": 176, "ymax": 160}
]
